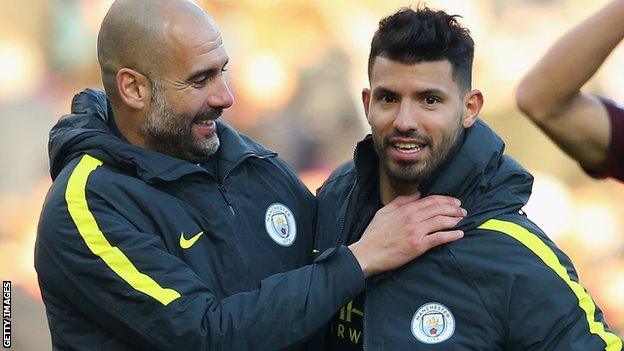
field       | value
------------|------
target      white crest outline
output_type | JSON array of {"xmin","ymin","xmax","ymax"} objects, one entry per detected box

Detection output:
[
  {"xmin": 411, "ymin": 302, "xmax": 455, "ymax": 344},
  {"xmin": 264, "ymin": 203, "xmax": 297, "ymax": 246}
]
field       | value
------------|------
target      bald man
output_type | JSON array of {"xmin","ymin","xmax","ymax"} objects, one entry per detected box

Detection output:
[{"xmin": 35, "ymin": 0, "xmax": 466, "ymax": 349}]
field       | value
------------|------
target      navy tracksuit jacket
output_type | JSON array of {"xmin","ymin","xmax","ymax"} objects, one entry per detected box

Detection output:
[
  {"xmin": 35, "ymin": 89, "xmax": 364, "ymax": 350},
  {"xmin": 314, "ymin": 121, "xmax": 622, "ymax": 350}
]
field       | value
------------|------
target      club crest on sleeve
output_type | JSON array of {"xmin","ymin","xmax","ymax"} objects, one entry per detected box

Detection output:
[
  {"xmin": 265, "ymin": 203, "xmax": 297, "ymax": 246},
  {"xmin": 411, "ymin": 302, "xmax": 455, "ymax": 344}
]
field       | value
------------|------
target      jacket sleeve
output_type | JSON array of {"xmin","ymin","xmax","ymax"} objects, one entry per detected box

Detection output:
[
  {"xmin": 582, "ymin": 97, "xmax": 624, "ymax": 181},
  {"xmin": 36, "ymin": 156, "xmax": 365, "ymax": 351},
  {"xmin": 476, "ymin": 218, "xmax": 622, "ymax": 351}
]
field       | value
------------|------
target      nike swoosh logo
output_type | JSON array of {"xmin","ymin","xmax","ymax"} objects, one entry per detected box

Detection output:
[{"xmin": 179, "ymin": 231, "xmax": 204, "ymax": 249}]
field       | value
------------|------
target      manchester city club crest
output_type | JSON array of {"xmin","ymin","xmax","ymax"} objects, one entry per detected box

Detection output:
[
  {"xmin": 411, "ymin": 302, "xmax": 455, "ymax": 344},
  {"xmin": 265, "ymin": 203, "xmax": 297, "ymax": 246}
]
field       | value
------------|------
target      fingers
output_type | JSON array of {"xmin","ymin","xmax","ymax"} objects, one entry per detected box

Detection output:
[
  {"xmin": 396, "ymin": 197, "xmax": 464, "ymax": 225},
  {"xmin": 408, "ymin": 215, "xmax": 463, "ymax": 236},
  {"xmin": 421, "ymin": 230, "xmax": 464, "ymax": 250},
  {"xmin": 406, "ymin": 203, "xmax": 466, "ymax": 223},
  {"xmin": 424, "ymin": 230, "xmax": 465, "ymax": 247}
]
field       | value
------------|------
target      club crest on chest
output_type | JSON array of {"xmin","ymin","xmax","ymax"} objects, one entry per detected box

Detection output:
[{"xmin": 265, "ymin": 203, "xmax": 297, "ymax": 246}]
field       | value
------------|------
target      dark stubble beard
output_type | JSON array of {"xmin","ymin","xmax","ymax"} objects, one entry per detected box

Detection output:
[
  {"xmin": 139, "ymin": 82, "xmax": 222, "ymax": 162},
  {"xmin": 374, "ymin": 117, "xmax": 463, "ymax": 185}
]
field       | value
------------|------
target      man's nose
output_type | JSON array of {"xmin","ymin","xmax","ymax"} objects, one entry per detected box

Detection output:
[
  {"xmin": 393, "ymin": 101, "xmax": 419, "ymax": 132},
  {"xmin": 207, "ymin": 77, "xmax": 234, "ymax": 109}
]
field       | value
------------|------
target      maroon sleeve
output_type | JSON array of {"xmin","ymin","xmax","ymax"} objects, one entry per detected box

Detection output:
[{"xmin": 584, "ymin": 97, "xmax": 624, "ymax": 182}]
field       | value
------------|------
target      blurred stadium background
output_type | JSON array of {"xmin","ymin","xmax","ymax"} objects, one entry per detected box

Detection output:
[{"xmin": 1, "ymin": 0, "xmax": 623, "ymax": 349}]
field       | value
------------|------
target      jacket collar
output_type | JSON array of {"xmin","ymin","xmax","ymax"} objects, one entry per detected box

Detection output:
[
  {"xmin": 210, "ymin": 122, "xmax": 276, "ymax": 181},
  {"xmin": 49, "ymin": 89, "xmax": 275, "ymax": 183},
  {"xmin": 353, "ymin": 135, "xmax": 379, "ymax": 186},
  {"xmin": 352, "ymin": 120, "xmax": 533, "ymax": 231}
]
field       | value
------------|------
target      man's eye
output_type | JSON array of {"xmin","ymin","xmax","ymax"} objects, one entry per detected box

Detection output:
[
  {"xmin": 381, "ymin": 95, "xmax": 396, "ymax": 103},
  {"xmin": 424, "ymin": 96, "xmax": 439, "ymax": 105},
  {"xmin": 193, "ymin": 77, "xmax": 208, "ymax": 86}
]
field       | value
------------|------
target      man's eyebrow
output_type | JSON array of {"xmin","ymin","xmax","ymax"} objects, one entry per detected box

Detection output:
[
  {"xmin": 371, "ymin": 86, "xmax": 448, "ymax": 97},
  {"xmin": 186, "ymin": 59, "xmax": 229, "ymax": 82},
  {"xmin": 371, "ymin": 86, "xmax": 396, "ymax": 96},
  {"xmin": 416, "ymin": 88, "xmax": 447, "ymax": 97}
]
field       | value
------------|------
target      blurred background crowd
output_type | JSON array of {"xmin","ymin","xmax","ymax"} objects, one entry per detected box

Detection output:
[{"xmin": 1, "ymin": 0, "xmax": 623, "ymax": 349}]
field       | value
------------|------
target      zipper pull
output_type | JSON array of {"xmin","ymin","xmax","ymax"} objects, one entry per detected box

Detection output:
[{"xmin": 218, "ymin": 184, "xmax": 236, "ymax": 216}]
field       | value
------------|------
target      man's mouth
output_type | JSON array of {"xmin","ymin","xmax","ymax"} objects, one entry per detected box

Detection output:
[
  {"xmin": 386, "ymin": 137, "xmax": 430, "ymax": 163},
  {"xmin": 192, "ymin": 108, "xmax": 222, "ymax": 126},
  {"xmin": 392, "ymin": 141, "xmax": 426, "ymax": 154},
  {"xmin": 192, "ymin": 120, "xmax": 216, "ymax": 136}
]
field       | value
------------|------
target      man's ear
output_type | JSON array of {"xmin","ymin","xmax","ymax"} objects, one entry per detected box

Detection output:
[
  {"xmin": 116, "ymin": 68, "xmax": 151, "ymax": 110},
  {"xmin": 362, "ymin": 87, "xmax": 372, "ymax": 125},
  {"xmin": 463, "ymin": 89, "xmax": 484, "ymax": 128}
]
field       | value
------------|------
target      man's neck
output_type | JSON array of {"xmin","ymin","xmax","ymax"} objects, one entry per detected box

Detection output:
[
  {"xmin": 379, "ymin": 168, "xmax": 420, "ymax": 205},
  {"xmin": 112, "ymin": 108, "xmax": 147, "ymax": 148}
]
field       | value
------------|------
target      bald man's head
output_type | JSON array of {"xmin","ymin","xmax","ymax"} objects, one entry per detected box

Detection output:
[{"xmin": 97, "ymin": 0, "xmax": 218, "ymax": 106}]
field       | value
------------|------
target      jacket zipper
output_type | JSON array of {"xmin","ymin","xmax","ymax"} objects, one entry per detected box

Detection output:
[
  {"xmin": 335, "ymin": 179, "xmax": 357, "ymax": 247},
  {"xmin": 217, "ymin": 183, "xmax": 235, "ymax": 216},
  {"xmin": 363, "ymin": 282, "xmax": 370, "ymax": 351},
  {"xmin": 218, "ymin": 152, "xmax": 277, "ymax": 291},
  {"xmin": 336, "ymin": 178, "xmax": 372, "ymax": 350},
  {"xmin": 334, "ymin": 146, "xmax": 362, "ymax": 248},
  {"xmin": 340, "ymin": 143, "xmax": 375, "ymax": 350}
]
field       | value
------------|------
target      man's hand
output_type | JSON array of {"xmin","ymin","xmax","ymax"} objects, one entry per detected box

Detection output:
[{"xmin": 349, "ymin": 193, "xmax": 465, "ymax": 277}]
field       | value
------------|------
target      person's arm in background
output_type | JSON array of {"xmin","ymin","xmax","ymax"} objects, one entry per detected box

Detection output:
[{"xmin": 516, "ymin": 0, "xmax": 624, "ymax": 173}]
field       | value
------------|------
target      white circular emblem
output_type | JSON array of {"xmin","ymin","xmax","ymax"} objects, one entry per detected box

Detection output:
[
  {"xmin": 264, "ymin": 203, "xmax": 297, "ymax": 246},
  {"xmin": 411, "ymin": 302, "xmax": 455, "ymax": 344}
]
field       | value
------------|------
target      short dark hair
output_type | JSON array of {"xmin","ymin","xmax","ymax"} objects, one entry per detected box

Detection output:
[{"xmin": 368, "ymin": 6, "xmax": 474, "ymax": 91}]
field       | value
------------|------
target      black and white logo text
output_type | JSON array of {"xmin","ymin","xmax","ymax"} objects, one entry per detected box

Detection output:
[{"xmin": 2, "ymin": 281, "xmax": 10, "ymax": 349}]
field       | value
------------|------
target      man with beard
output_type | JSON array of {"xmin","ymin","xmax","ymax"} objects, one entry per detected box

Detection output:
[
  {"xmin": 34, "ymin": 0, "xmax": 467, "ymax": 350},
  {"xmin": 516, "ymin": 0, "xmax": 624, "ymax": 182},
  {"xmin": 313, "ymin": 7, "xmax": 622, "ymax": 350}
]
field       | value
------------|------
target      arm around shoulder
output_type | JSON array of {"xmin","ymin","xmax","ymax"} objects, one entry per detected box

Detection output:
[{"xmin": 36, "ymin": 155, "xmax": 365, "ymax": 351}]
